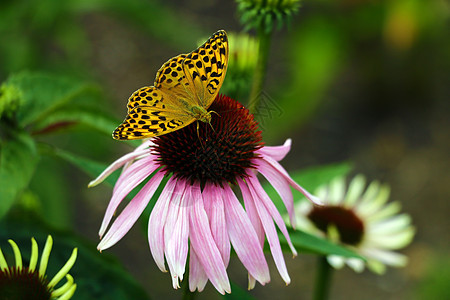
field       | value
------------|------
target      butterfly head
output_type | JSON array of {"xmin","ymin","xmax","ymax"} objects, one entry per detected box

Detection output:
[{"xmin": 190, "ymin": 105, "xmax": 212, "ymax": 124}]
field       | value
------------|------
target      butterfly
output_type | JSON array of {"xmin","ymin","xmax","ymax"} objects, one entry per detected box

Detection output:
[{"xmin": 113, "ymin": 30, "xmax": 228, "ymax": 140}]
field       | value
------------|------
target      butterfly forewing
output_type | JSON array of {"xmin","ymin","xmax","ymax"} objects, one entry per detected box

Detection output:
[{"xmin": 182, "ymin": 30, "xmax": 228, "ymax": 108}]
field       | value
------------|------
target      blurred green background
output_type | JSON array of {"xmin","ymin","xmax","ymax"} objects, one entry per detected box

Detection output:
[{"xmin": 1, "ymin": 0, "xmax": 449, "ymax": 299}]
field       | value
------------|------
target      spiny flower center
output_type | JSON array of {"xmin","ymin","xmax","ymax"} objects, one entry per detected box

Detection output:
[
  {"xmin": 308, "ymin": 205, "xmax": 365, "ymax": 246},
  {"xmin": 0, "ymin": 267, "xmax": 52, "ymax": 300},
  {"xmin": 152, "ymin": 95, "xmax": 263, "ymax": 185}
]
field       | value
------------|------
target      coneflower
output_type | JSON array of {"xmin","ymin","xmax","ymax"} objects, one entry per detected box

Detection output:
[
  {"xmin": 0, "ymin": 236, "xmax": 77, "ymax": 300},
  {"xmin": 90, "ymin": 94, "xmax": 320, "ymax": 293},
  {"xmin": 295, "ymin": 174, "xmax": 415, "ymax": 274}
]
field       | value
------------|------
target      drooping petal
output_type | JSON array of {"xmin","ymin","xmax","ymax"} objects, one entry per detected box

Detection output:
[
  {"xmin": 164, "ymin": 180, "xmax": 189, "ymax": 289},
  {"xmin": 113, "ymin": 155, "xmax": 157, "ymax": 194},
  {"xmin": 189, "ymin": 244, "xmax": 208, "ymax": 292},
  {"xmin": 98, "ymin": 171, "xmax": 164, "ymax": 251},
  {"xmin": 122, "ymin": 140, "xmax": 154, "ymax": 172},
  {"xmin": 247, "ymin": 172, "xmax": 297, "ymax": 256},
  {"xmin": 366, "ymin": 217, "xmax": 415, "ymax": 249},
  {"xmin": 258, "ymin": 154, "xmax": 322, "ymax": 205},
  {"xmin": 203, "ymin": 182, "xmax": 231, "ymax": 266},
  {"xmin": 237, "ymin": 178, "xmax": 265, "ymax": 246},
  {"xmin": 248, "ymin": 274, "xmax": 256, "ymax": 290},
  {"xmin": 189, "ymin": 182, "xmax": 231, "ymax": 294},
  {"xmin": 237, "ymin": 178, "xmax": 269, "ymax": 289},
  {"xmin": 246, "ymin": 179, "xmax": 291, "ymax": 285},
  {"xmin": 255, "ymin": 158, "xmax": 296, "ymax": 228},
  {"xmin": 328, "ymin": 176, "xmax": 346, "ymax": 205},
  {"xmin": 346, "ymin": 258, "xmax": 365, "ymax": 273},
  {"xmin": 361, "ymin": 248, "xmax": 408, "ymax": 267},
  {"xmin": 256, "ymin": 139, "xmax": 291, "ymax": 162},
  {"xmin": 222, "ymin": 184, "xmax": 270, "ymax": 286},
  {"xmin": 368, "ymin": 214, "xmax": 413, "ymax": 235},
  {"xmin": 99, "ymin": 156, "xmax": 158, "ymax": 238},
  {"xmin": 88, "ymin": 147, "xmax": 152, "ymax": 188},
  {"xmin": 359, "ymin": 184, "xmax": 391, "ymax": 216},
  {"xmin": 343, "ymin": 174, "xmax": 366, "ymax": 207},
  {"xmin": 326, "ymin": 255, "xmax": 345, "ymax": 269},
  {"xmin": 148, "ymin": 176, "xmax": 178, "ymax": 272},
  {"xmin": 356, "ymin": 180, "xmax": 381, "ymax": 210}
]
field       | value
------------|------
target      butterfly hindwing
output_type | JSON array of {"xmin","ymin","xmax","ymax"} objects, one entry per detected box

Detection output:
[{"xmin": 114, "ymin": 88, "xmax": 194, "ymax": 140}]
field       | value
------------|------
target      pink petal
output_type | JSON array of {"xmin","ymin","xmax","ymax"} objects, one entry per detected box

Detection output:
[
  {"xmin": 122, "ymin": 140, "xmax": 154, "ymax": 172},
  {"xmin": 248, "ymin": 274, "xmax": 256, "ymax": 290},
  {"xmin": 163, "ymin": 180, "xmax": 189, "ymax": 289},
  {"xmin": 99, "ymin": 156, "xmax": 158, "ymax": 238},
  {"xmin": 255, "ymin": 139, "xmax": 291, "ymax": 162},
  {"xmin": 247, "ymin": 172, "xmax": 297, "ymax": 256},
  {"xmin": 113, "ymin": 155, "xmax": 156, "ymax": 194},
  {"xmin": 189, "ymin": 244, "xmax": 208, "ymax": 292},
  {"xmin": 255, "ymin": 158, "xmax": 296, "ymax": 228},
  {"xmin": 203, "ymin": 182, "xmax": 231, "ymax": 266},
  {"xmin": 88, "ymin": 148, "xmax": 152, "ymax": 188},
  {"xmin": 222, "ymin": 184, "xmax": 270, "ymax": 286},
  {"xmin": 148, "ymin": 176, "xmax": 178, "ymax": 272},
  {"xmin": 237, "ymin": 178, "xmax": 265, "ymax": 246},
  {"xmin": 259, "ymin": 154, "xmax": 322, "ymax": 205},
  {"xmin": 97, "ymin": 171, "xmax": 164, "ymax": 251},
  {"xmin": 246, "ymin": 178, "xmax": 291, "ymax": 285},
  {"xmin": 189, "ymin": 182, "xmax": 231, "ymax": 294},
  {"xmin": 237, "ymin": 178, "xmax": 268, "ymax": 289}
]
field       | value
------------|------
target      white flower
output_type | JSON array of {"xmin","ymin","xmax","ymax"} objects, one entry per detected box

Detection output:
[{"xmin": 295, "ymin": 174, "xmax": 415, "ymax": 274}]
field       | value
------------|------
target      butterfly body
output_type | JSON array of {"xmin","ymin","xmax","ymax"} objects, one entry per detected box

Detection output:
[
  {"xmin": 113, "ymin": 30, "xmax": 228, "ymax": 140},
  {"xmin": 190, "ymin": 105, "xmax": 212, "ymax": 123}
]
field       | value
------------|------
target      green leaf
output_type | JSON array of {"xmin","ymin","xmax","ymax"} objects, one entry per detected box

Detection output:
[
  {"xmin": 223, "ymin": 281, "xmax": 256, "ymax": 300},
  {"xmin": 32, "ymin": 105, "xmax": 119, "ymax": 136},
  {"xmin": 0, "ymin": 129, "xmax": 39, "ymax": 219},
  {"xmin": 3, "ymin": 71, "xmax": 98, "ymax": 127},
  {"xmin": 0, "ymin": 81, "xmax": 21, "ymax": 118},
  {"xmin": 40, "ymin": 145, "xmax": 119, "ymax": 187},
  {"xmin": 283, "ymin": 229, "xmax": 363, "ymax": 259},
  {"xmin": 288, "ymin": 161, "xmax": 353, "ymax": 195}
]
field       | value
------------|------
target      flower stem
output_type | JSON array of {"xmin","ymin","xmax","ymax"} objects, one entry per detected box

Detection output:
[
  {"xmin": 182, "ymin": 280, "xmax": 197, "ymax": 300},
  {"xmin": 247, "ymin": 25, "xmax": 272, "ymax": 114},
  {"xmin": 313, "ymin": 256, "xmax": 333, "ymax": 300}
]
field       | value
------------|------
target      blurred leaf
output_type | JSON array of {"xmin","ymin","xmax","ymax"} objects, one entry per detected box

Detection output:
[
  {"xmin": 32, "ymin": 105, "xmax": 118, "ymax": 136},
  {"xmin": 0, "ymin": 217, "xmax": 150, "ymax": 300},
  {"xmin": 27, "ymin": 156, "xmax": 72, "ymax": 228},
  {"xmin": 0, "ymin": 129, "xmax": 39, "ymax": 219},
  {"xmin": 2, "ymin": 71, "xmax": 100, "ymax": 127},
  {"xmin": 1, "ymin": 71, "xmax": 119, "ymax": 137},
  {"xmin": 282, "ymin": 229, "xmax": 363, "ymax": 259},
  {"xmin": 42, "ymin": 145, "xmax": 119, "ymax": 187},
  {"xmin": 288, "ymin": 161, "xmax": 353, "ymax": 196},
  {"xmin": 0, "ymin": 80, "xmax": 21, "ymax": 118}
]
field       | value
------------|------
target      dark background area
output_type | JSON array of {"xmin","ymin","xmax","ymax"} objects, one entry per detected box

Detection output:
[{"xmin": 1, "ymin": 0, "xmax": 448, "ymax": 299}]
